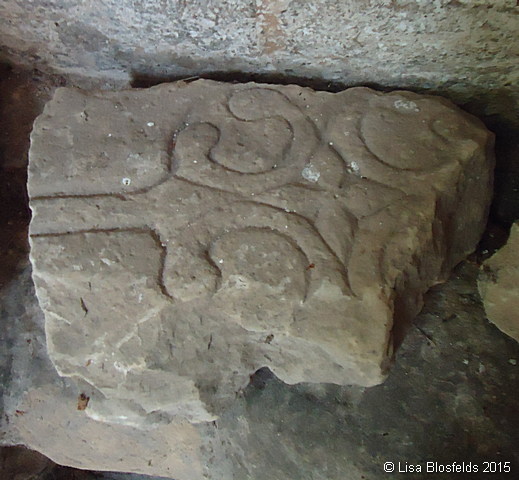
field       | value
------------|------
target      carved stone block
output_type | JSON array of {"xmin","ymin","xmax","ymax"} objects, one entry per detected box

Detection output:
[{"xmin": 28, "ymin": 81, "xmax": 494, "ymax": 425}]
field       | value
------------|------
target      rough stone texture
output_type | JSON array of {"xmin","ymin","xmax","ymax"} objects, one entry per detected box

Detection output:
[
  {"xmin": 0, "ymin": 1, "xmax": 518, "ymax": 101},
  {"xmin": 478, "ymin": 222, "xmax": 519, "ymax": 343},
  {"xmin": 27, "ymin": 81, "xmax": 493, "ymax": 431},
  {"xmin": 3, "ymin": 257, "xmax": 519, "ymax": 480},
  {"xmin": 0, "ymin": 264, "xmax": 207, "ymax": 480}
]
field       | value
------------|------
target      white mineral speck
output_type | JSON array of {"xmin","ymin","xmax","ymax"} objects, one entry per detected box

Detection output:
[
  {"xmin": 349, "ymin": 161, "xmax": 360, "ymax": 173},
  {"xmin": 302, "ymin": 164, "xmax": 320, "ymax": 183},
  {"xmin": 394, "ymin": 99, "xmax": 420, "ymax": 112},
  {"xmin": 147, "ymin": 121, "xmax": 155, "ymax": 127},
  {"xmin": 122, "ymin": 177, "xmax": 131, "ymax": 186}
]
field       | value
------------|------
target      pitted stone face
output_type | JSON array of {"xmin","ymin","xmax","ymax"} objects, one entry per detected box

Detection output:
[{"xmin": 28, "ymin": 80, "xmax": 494, "ymax": 425}]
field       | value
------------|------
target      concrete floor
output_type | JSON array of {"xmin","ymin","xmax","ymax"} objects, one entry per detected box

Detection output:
[{"xmin": 0, "ymin": 65, "xmax": 518, "ymax": 480}]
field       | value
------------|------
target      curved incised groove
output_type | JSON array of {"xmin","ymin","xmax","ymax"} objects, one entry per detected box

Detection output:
[
  {"xmin": 251, "ymin": 199, "xmax": 354, "ymax": 277},
  {"xmin": 173, "ymin": 89, "xmax": 320, "ymax": 195},
  {"xmin": 162, "ymin": 202, "xmax": 351, "ymax": 303},
  {"xmin": 209, "ymin": 115, "xmax": 294, "ymax": 174},
  {"xmin": 228, "ymin": 87, "xmax": 320, "ymax": 169},
  {"xmin": 359, "ymin": 109, "xmax": 450, "ymax": 173},
  {"xmin": 323, "ymin": 111, "xmax": 424, "ymax": 185},
  {"xmin": 358, "ymin": 118, "xmax": 415, "ymax": 172},
  {"xmin": 209, "ymin": 225, "xmax": 311, "ymax": 300}
]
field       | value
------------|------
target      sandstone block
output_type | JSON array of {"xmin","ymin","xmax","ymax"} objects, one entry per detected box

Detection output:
[
  {"xmin": 479, "ymin": 222, "xmax": 519, "ymax": 342},
  {"xmin": 28, "ymin": 80, "xmax": 494, "ymax": 426}
]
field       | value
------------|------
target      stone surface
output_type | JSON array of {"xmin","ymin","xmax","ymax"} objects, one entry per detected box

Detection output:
[
  {"xmin": 479, "ymin": 222, "xmax": 519, "ymax": 342},
  {"xmin": 0, "ymin": 1, "xmax": 517, "ymax": 103},
  {"xmin": 27, "ymin": 81, "xmax": 494, "ymax": 429},
  {"xmin": 3, "ymin": 257, "xmax": 519, "ymax": 480}
]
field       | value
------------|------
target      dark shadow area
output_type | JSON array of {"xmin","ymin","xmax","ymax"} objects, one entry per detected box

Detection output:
[
  {"xmin": 1, "ymin": 446, "xmax": 175, "ymax": 480},
  {"xmin": 0, "ymin": 168, "xmax": 30, "ymax": 291},
  {"xmin": 0, "ymin": 63, "xmax": 66, "ymax": 291},
  {"xmin": 130, "ymin": 69, "xmax": 396, "ymax": 93},
  {"xmin": 484, "ymin": 125, "xmax": 519, "ymax": 227},
  {"xmin": 463, "ymin": 88, "xmax": 519, "ymax": 260},
  {"xmin": 0, "ymin": 446, "xmax": 96, "ymax": 479}
]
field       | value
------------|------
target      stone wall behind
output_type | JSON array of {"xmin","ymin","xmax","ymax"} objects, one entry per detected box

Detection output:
[{"xmin": 0, "ymin": 1, "xmax": 517, "ymax": 101}]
